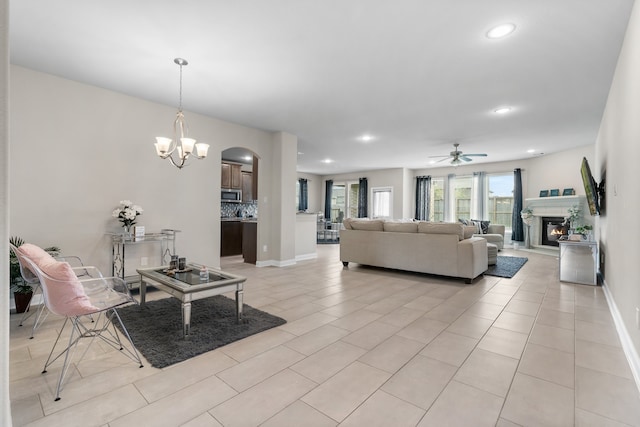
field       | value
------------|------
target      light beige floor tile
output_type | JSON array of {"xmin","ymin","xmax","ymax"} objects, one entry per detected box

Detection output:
[
  {"xmin": 489, "ymin": 284, "xmax": 520, "ymax": 296},
  {"xmin": 575, "ymin": 305, "xmax": 615, "ymax": 326},
  {"xmin": 291, "ymin": 340, "xmax": 366, "ymax": 383},
  {"xmin": 477, "ymin": 326, "xmax": 528, "ymax": 360},
  {"xmin": 261, "ymin": 401, "xmax": 337, "ymax": 427},
  {"xmin": 279, "ymin": 312, "xmax": 338, "ymax": 336},
  {"xmin": 528, "ymin": 323, "xmax": 575, "ymax": 354},
  {"xmin": 402, "ymin": 295, "xmax": 444, "ymax": 312},
  {"xmin": 479, "ymin": 292, "xmax": 513, "ymax": 306},
  {"xmin": 423, "ymin": 302, "xmax": 466, "ymax": 323},
  {"xmin": 454, "ymin": 348, "xmax": 518, "ymax": 397},
  {"xmin": 10, "ymin": 394, "xmax": 43, "ymax": 426},
  {"xmin": 496, "ymin": 418, "xmax": 523, "ymax": 427},
  {"xmin": 418, "ymin": 380, "xmax": 503, "ymax": 427},
  {"xmin": 395, "ymin": 316, "xmax": 449, "ymax": 344},
  {"xmin": 283, "ymin": 324, "xmax": 350, "ymax": 356},
  {"xmin": 110, "ymin": 376, "xmax": 237, "ymax": 427},
  {"xmin": 378, "ymin": 306, "xmax": 426, "ymax": 328},
  {"xmin": 329, "ymin": 309, "xmax": 383, "ymax": 332},
  {"xmin": 575, "ymin": 319, "xmax": 622, "ymax": 347},
  {"xmin": 504, "ymin": 299, "xmax": 541, "ymax": 317},
  {"xmin": 493, "ymin": 311, "xmax": 535, "ymax": 334},
  {"xmin": 340, "ymin": 390, "xmax": 425, "ymax": 427},
  {"xmin": 321, "ymin": 300, "xmax": 368, "ymax": 318},
  {"xmin": 446, "ymin": 313, "xmax": 494, "ymax": 339},
  {"xmin": 381, "ymin": 354, "xmax": 457, "ymax": 410},
  {"xmin": 518, "ymin": 343, "xmax": 575, "ymax": 388},
  {"xmin": 211, "ymin": 369, "xmax": 317, "ymax": 427},
  {"xmin": 219, "ymin": 328, "xmax": 296, "ymax": 362},
  {"xmin": 366, "ymin": 295, "xmax": 415, "ymax": 315},
  {"xmin": 575, "ymin": 408, "xmax": 633, "ymax": 427},
  {"xmin": 358, "ymin": 334, "xmax": 425, "ymax": 373},
  {"xmin": 420, "ymin": 330, "xmax": 478, "ymax": 367},
  {"xmin": 134, "ymin": 351, "xmax": 236, "ymax": 402},
  {"xmin": 575, "ymin": 339, "xmax": 633, "ymax": 379},
  {"xmin": 341, "ymin": 321, "xmax": 401, "ymax": 350},
  {"xmin": 180, "ymin": 412, "xmax": 224, "ymax": 427},
  {"xmin": 301, "ymin": 361, "xmax": 391, "ymax": 422},
  {"xmin": 537, "ymin": 307, "xmax": 575, "ymax": 330},
  {"xmin": 541, "ymin": 296, "xmax": 575, "ymax": 314},
  {"xmin": 576, "ymin": 366, "xmax": 640, "ymax": 426},
  {"xmin": 217, "ymin": 346, "xmax": 305, "ymax": 392},
  {"xmin": 501, "ymin": 373, "xmax": 574, "ymax": 426},
  {"xmin": 26, "ymin": 384, "xmax": 148, "ymax": 427},
  {"xmin": 465, "ymin": 301, "xmax": 505, "ymax": 320},
  {"xmin": 512, "ymin": 289, "xmax": 545, "ymax": 303}
]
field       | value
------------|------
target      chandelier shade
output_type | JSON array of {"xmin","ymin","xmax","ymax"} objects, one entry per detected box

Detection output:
[{"xmin": 155, "ymin": 58, "xmax": 209, "ymax": 169}]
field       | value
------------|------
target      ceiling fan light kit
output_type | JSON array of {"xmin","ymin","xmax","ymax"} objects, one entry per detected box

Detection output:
[{"xmin": 429, "ymin": 143, "xmax": 488, "ymax": 166}]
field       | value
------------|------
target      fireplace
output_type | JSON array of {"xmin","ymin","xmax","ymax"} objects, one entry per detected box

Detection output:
[{"xmin": 541, "ymin": 216, "xmax": 568, "ymax": 247}]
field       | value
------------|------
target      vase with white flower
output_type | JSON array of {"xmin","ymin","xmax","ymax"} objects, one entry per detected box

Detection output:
[{"xmin": 112, "ymin": 200, "xmax": 143, "ymax": 237}]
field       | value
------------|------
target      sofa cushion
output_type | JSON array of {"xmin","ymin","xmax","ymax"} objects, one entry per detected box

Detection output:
[
  {"xmin": 39, "ymin": 260, "xmax": 99, "ymax": 316},
  {"xmin": 350, "ymin": 219, "xmax": 385, "ymax": 231},
  {"xmin": 463, "ymin": 225, "xmax": 477, "ymax": 239},
  {"xmin": 383, "ymin": 221, "xmax": 418, "ymax": 233},
  {"xmin": 471, "ymin": 219, "xmax": 491, "ymax": 234},
  {"xmin": 418, "ymin": 222, "xmax": 465, "ymax": 240},
  {"xmin": 342, "ymin": 218, "xmax": 353, "ymax": 230}
]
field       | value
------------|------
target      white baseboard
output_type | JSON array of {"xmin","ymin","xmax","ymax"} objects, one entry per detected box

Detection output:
[
  {"xmin": 295, "ymin": 253, "xmax": 317, "ymax": 262},
  {"xmin": 601, "ymin": 279, "xmax": 640, "ymax": 394},
  {"xmin": 255, "ymin": 258, "xmax": 297, "ymax": 268}
]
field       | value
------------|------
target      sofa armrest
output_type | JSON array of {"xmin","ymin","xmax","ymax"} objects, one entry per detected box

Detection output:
[{"xmin": 487, "ymin": 224, "xmax": 505, "ymax": 237}]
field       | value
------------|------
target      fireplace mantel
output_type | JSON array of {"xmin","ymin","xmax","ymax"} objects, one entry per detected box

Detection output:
[{"xmin": 524, "ymin": 195, "xmax": 587, "ymax": 248}]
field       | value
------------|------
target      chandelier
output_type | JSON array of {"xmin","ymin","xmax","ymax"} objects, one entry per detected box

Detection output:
[{"xmin": 154, "ymin": 58, "xmax": 209, "ymax": 169}]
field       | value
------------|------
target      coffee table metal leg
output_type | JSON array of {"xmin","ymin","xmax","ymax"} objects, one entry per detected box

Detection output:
[
  {"xmin": 139, "ymin": 276, "xmax": 146, "ymax": 307},
  {"xmin": 236, "ymin": 289, "xmax": 243, "ymax": 322},
  {"xmin": 182, "ymin": 302, "xmax": 191, "ymax": 337}
]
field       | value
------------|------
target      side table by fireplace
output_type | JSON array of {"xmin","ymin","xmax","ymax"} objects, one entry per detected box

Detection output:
[
  {"xmin": 137, "ymin": 264, "xmax": 247, "ymax": 337},
  {"xmin": 558, "ymin": 240, "xmax": 598, "ymax": 285}
]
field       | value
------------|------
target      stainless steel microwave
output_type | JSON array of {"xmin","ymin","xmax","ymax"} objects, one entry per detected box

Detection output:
[{"xmin": 221, "ymin": 189, "xmax": 242, "ymax": 203}]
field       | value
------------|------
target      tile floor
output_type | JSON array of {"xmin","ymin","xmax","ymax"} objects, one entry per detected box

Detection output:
[{"xmin": 9, "ymin": 245, "xmax": 640, "ymax": 426}]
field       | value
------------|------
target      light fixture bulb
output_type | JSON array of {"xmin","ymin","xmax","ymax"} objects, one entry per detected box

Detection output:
[
  {"xmin": 494, "ymin": 107, "xmax": 512, "ymax": 114},
  {"xmin": 196, "ymin": 143, "xmax": 210, "ymax": 157},
  {"xmin": 487, "ymin": 23, "xmax": 516, "ymax": 39}
]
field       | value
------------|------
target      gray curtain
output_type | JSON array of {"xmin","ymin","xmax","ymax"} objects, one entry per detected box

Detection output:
[
  {"xmin": 415, "ymin": 176, "xmax": 431, "ymax": 220},
  {"xmin": 324, "ymin": 179, "xmax": 333, "ymax": 220},
  {"xmin": 358, "ymin": 177, "xmax": 368, "ymax": 218},
  {"xmin": 512, "ymin": 168, "xmax": 524, "ymax": 241},
  {"xmin": 298, "ymin": 178, "xmax": 308, "ymax": 211}
]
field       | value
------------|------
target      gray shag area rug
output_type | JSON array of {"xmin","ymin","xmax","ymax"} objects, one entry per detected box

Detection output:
[
  {"xmin": 116, "ymin": 296, "xmax": 286, "ymax": 368},
  {"xmin": 485, "ymin": 256, "xmax": 528, "ymax": 278}
]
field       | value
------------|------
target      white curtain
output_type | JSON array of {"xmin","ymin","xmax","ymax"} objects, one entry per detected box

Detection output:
[
  {"xmin": 472, "ymin": 172, "xmax": 486, "ymax": 219},
  {"xmin": 445, "ymin": 173, "xmax": 455, "ymax": 221}
]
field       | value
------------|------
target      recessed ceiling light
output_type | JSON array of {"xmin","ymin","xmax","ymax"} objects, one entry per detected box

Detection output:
[
  {"xmin": 494, "ymin": 106, "xmax": 512, "ymax": 114},
  {"xmin": 297, "ymin": 151, "xmax": 304, "ymax": 155},
  {"xmin": 487, "ymin": 23, "xmax": 516, "ymax": 39},
  {"xmin": 527, "ymin": 149, "xmax": 536, "ymax": 153},
  {"xmin": 242, "ymin": 155, "xmax": 252, "ymax": 161},
  {"xmin": 321, "ymin": 159, "xmax": 334, "ymax": 164},
  {"xmin": 360, "ymin": 134, "xmax": 374, "ymax": 142}
]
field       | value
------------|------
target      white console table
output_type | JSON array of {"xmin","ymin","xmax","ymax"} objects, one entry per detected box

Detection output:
[
  {"xmin": 109, "ymin": 229, "xmax": 180, "ymax": 289},
  {"xmin": 558, "ymin": 240, "xmax": 598, "ymax": 285}
]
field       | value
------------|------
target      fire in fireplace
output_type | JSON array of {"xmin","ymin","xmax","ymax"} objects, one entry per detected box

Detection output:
[{"xmin": 542, "ymin": 216, "xmax": 568, "ymax": 246}]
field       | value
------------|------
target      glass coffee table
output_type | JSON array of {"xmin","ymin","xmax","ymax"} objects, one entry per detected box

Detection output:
[{"xmin": 137, "ymin": 264, "xmax": 247, "ymax": 337}]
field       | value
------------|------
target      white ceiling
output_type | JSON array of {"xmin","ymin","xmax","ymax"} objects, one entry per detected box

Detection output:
[{"xmin": 9, "ymin": 1, "xmax": 634, "ymax": 174}]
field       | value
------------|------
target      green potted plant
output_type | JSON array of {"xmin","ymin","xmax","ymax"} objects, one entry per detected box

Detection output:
[{"xmin": 9, "ymin": 236, "xmax": 60, "ymax": 313}]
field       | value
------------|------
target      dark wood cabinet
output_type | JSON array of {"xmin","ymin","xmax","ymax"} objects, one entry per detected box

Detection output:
[
  {"xmin": 242, "ymin": 222, "xmax": 257, "ymax": 264},
  {"xmin": 221, "ymin": 162, "xmax": 242, "ymax": 189},
  {"xmin": 241, "ymin": 171, "xmax": 253, "ymax": 202},
  {"xmin": 220, "ymin": 221, "xmax": 243, "ymax": 256}
]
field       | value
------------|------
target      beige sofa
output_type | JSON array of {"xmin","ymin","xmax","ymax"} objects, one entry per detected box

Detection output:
[
  {"xmin": 473, "ymin": 224, "xmax": 506, "ymax": 250},
  {"xmin": 340, "ymin": 219, "xmax": 488, "ymax": 283}
]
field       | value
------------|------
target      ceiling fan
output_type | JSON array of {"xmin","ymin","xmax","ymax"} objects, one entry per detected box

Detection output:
[{"xmin": 429, "ymin": 143, "xmax": 488, "ymax": 165}]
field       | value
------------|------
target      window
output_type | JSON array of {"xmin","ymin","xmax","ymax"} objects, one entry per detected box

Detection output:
[
  {"xmin": 488, "ymin": 173, "xmax": 514, "ymax": 230},
  {"xmin": 430, "ymin": 177, "xmax": 445, "ymax": 221},
  {"xmin": 372, "ymin": 187, "xmax": 392, "ymax": 219},
  {"xmin": 331, "ymin": 181, "xmax": 359, "ymax": 221},
  {"xmin": 452, "ymin": 176, "xmax": 472, "ymax": 221}
]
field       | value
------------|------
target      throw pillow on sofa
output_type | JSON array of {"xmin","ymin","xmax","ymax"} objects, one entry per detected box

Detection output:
[{"xmin": 471, "ymin": 220, "xmax": 491, "ymax": 234}]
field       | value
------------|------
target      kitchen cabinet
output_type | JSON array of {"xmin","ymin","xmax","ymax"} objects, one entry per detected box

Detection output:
[
  {"xmin": 221, "ymin": 162, "xmax": 242, "ymax": 189},
  {"xmin": 242, "ymin": 221, "xmax": 257, "ymax": 264},
  {"xmin": 241, "ymin": 171, "xmax": 253, "ymax": 202},
  {"xmin": 221, "ymin": 221, "xmax": 243, "ymax": 256}
]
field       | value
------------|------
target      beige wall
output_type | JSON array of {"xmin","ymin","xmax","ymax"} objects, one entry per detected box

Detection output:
[
  {"xmin": 596, "ymin": 0, "xmax": 640, "ymax": 360},
  {"xmin": 296, "ymin": 171, "xmax": 322, "ymax": 213},
  {"xmin": 8, "ymin": 65, "xmax": 295, "ymax": 274}
]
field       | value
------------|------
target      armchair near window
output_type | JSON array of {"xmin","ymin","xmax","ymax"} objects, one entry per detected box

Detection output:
[
  {"xmin": 473, "ymin": 224, "xmax": 505, "ymax": 250},
  {"xmin": 11, "ymin": 243, "xmax": 143, "ymax": 401}
]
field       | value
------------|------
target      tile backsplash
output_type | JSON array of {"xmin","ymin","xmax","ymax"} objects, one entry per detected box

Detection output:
[{"xmin": 221, "ymin": 202, "xmax": 258, "ymax": 218}]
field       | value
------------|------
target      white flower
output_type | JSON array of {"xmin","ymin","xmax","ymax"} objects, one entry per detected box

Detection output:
[{"xmin": 120, "ymin": 200, "xmax": 132, "ymax": 207}]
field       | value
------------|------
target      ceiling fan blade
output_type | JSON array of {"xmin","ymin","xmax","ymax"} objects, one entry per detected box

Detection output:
[
  {"xmin": 428, "ymin": 155, "xmax": 450, "ymax": 159},
  {"xmin": 464, "ymin": 153, "xmax": 488, "ymax": 157},
  {"xmin": 436, "ymin": 157, "xmax": 451, "ymax": 163},
  {"xmin": 460, "ymin": 156, "xmax": 473, "ymax": 162}
]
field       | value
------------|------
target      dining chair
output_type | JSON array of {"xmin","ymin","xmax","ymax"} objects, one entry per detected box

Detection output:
[{"xmin": 11, "ymin": 243, "xmax": 144, "ymax": 401}]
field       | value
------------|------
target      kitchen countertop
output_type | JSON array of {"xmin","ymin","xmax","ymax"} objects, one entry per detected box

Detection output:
[{"xmin": 221, "ymin": 218, "xmax": 257, "ymax": 223}]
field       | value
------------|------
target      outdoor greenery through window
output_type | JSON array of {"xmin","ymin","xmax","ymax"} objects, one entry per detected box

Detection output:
[
  {"xmin": 488, "ymin": 173, "xmax": 514, "ymax": 230},
  {"xmin": 430, "ymin": 177, "xmax": 445, "ymax": 221}
]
